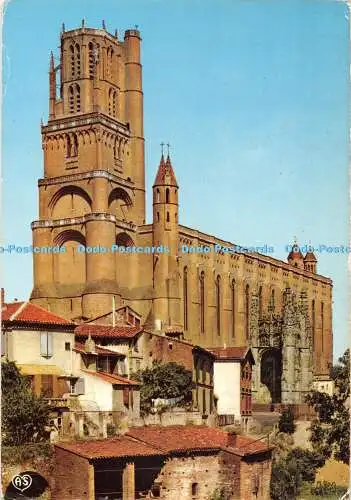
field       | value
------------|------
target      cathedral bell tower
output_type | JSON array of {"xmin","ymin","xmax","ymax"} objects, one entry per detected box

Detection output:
[
  {"xmin": 30, "ymin": 24, "xmax": 145, "ymax": 321},
  {"xmin": 152, "ymin": 152, "xmax": 181, "ymax": 329}
]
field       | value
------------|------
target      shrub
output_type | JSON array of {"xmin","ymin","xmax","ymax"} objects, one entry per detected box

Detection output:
[
  {"xmin": 312, "ymin": 481, "xmax": 347, "ymax": 497},
  {"xmin": 278, "ymin": 407, "xmax": 296, "ymax": 434}
]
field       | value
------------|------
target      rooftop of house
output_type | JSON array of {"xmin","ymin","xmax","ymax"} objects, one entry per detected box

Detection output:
[
  {"xmin": 75, "ymin": 324, "xmax": 141, "ymax": 339},
  {"xmin": 1, "ymin": 301, "xmax": 74, "ymax": 327},
  {"xmin": 55, "ymin": 425, "xmax": 272, "ymax": 460},
  {"xmin": 209, "ymin": 346, "xmax": 255, "ymax": 364},
  {"xmin": 81, "ymin": 369, "xmax": 140, "ymax": 386},
  {"xmin": 74, "ymin": 342, "xmax": 125, "ymax": 357}
]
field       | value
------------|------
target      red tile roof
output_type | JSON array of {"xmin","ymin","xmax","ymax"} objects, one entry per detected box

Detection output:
[
  {"xmin": 56, "ymin": 436, "xmax": 163, "ymax": 459},
  {"xmin": 75, "ymin": 324, "xmax": 141, "ymax": 339},
  {"xmin": 127, "ymin": 425, "xmax": 229, "ymax": 453},
  {"xmin": 81, "ymin": 369, "xmax": 140, "ymax": 386},
  {"xmin": 2, "ymin": 301, "xmax": 74, "ymax": 326},
  {"xmin": 55, "ymin": 426, "xmax": 272, "ymax": 460},
  {"xmin": 74, "ymin": 342, "xmax": 125, "ymax": 357},
  {"xmin": 225, "ymin": 434, "xmax": 274, "ymax": 456},
  {"xmin": 209, "ymin": 346, "xmax": 250, "ymax": 361}
]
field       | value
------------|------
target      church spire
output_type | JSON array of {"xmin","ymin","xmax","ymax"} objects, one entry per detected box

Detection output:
[{"xmin": 153, "ymin": 148, "xmax": 178, "ymax": 188}]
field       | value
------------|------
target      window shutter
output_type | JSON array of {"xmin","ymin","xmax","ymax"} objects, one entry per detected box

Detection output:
[
  {"xmin": 47, "ymin": 332, "xmax": 53, "ymax": 357},
  {"xmin": 40, "ymin": 332, "xmax": 48, "ymax": 356},
  {"xmin": 1, "ymin": 332, "xmax": 6, "ymax": 356},
  {"xmin": 75, "ymin": 378, "xmax": 85, "ymax": 395},
  {"xmin": 123, "ymin": 387, "xmax": 129, "ymax": 407}
]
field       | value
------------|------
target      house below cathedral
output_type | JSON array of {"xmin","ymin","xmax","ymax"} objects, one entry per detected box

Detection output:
[{"xmin": 29, "ymin": 24, "xmax": 333, "ymax": 406}]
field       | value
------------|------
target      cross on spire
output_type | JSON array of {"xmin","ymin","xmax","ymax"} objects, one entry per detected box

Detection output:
[
  {"xmin": 160, "ymin": 142, "xmax": 165, "ymax": 156},
  {"xmin": 166, "ymin": 143, "xmax": 171, "ymax": 156}
]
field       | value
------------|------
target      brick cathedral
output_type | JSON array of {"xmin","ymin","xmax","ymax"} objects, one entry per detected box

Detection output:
[{"xmin": 30, "ymin": 24, "xmax": 333, "ymax": 404}]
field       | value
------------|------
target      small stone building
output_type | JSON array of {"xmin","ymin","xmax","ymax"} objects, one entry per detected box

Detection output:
[{"xmin": 53, "ymin": 425, "xmax": 273, "ymax": 500}]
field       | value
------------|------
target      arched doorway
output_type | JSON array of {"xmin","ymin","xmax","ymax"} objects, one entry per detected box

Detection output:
[{"xmin": 260, "ymin": 348, "xmax": 282, "ymax": 403}]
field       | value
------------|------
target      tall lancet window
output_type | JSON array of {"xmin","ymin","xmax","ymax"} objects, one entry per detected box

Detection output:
[
  {"xmin": 312, "ymin": 299, "xmax": 315, "ymax": 348},
  {"xmin": 216, "ymin": 275, "xmax": 221, "ymax": 336},
  {"xmin": 183, "ymin": 267, "xmax": 188, "ymax": 331},
  {"xmin": 271, "ymin": 289, "xmax": 275, "ymax": 312},
  {"xmin": 245, "ymin": 284, "xmax": 250, "ymax": 340},
  {"xmin": 200, "ymin": 271, "xmax": 205, "ymax": 334},
  {"xmin": 258, "ymin": 286, "xmax": 263, "ymax": 319},
  {"xmin": 321, "ymin": 301, "xmax": 324, "ymax": 353},
  {"xmin": 231, "ymin": 279, "xmax": 236, "ymax": 338}
]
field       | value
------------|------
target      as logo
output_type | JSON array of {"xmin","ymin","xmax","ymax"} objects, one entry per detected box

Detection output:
[{"xmin": 12, "ymin": 474, "xmax": 32, "ymax": 492}]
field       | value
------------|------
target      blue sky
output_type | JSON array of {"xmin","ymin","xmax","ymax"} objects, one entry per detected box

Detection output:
[{"xmin": 2, "ymin": 0, "xmax": 349, "ymax": 360}]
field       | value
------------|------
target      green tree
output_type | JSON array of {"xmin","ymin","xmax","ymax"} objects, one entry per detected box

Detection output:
[
  {"xmin": 270, "ymin": 448, "xmax": 325, "ymax": 500},
  {"xmin": 278, "ymin": 406, "xmax": 296, "ymax": 434},
  {"xmin": 1, "ymin": 361, "xmax": 50, "ymax": 446},
  {"xmin": 306, "ymin": 349, "xmax": 350, "ymax": 464},
  {"xmin": 131, "ymin": 361, "xmax": 193, "ymax": 415}
]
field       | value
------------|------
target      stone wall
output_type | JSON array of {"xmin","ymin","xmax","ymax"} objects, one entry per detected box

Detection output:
[{"xmin": 52, "ymin": 447, "xmax": 94, "ymax": 500}]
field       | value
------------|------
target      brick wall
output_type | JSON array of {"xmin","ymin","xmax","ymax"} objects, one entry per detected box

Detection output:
[
  {"xmin": 239, "ymin": 454, "xmax": 272, "ymax": 500},
  {"xmin": 52, "ymin": 447, "xmax": 94, "ymax": 499},
  {"xmin": 154, "ymin": 453, "xmax": 221, "ymax": 499}
]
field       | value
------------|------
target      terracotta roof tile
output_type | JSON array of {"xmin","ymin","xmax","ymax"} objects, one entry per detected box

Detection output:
[
  {"xmin": 56, "ymin": 436, "xmax": 163, "ymax": 459},
  {"xmin": 55, "ymin": 427, "xmax": 272, "ymax": 460},
  {"xmin": 75, "ymin": 324, "xmax": 141, "ymax": 339},
  {"xmin": 127, "ymin": 425, "xmax": 229, "ymax": 453},
  {"xmin": 226, "ymin": 435, "xmax": 273, "ymax": 455},
  {"xmin": 2, "ymin": 302, "xmax": 74, "ymax": 326},
  {"xmin": 81, "ymin": 369, "xmax": 140, "ymax": 386},
  {"xmin": 74, "ymin": 342, "xmax": 125, "ymax": 357}
]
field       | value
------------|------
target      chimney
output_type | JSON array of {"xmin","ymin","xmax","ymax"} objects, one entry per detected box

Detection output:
[{"xmin": 1, "ymin": 288, "xmax": 4, "ymax": 305}]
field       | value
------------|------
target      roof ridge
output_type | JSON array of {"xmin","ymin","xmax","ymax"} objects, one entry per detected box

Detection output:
[{"xmin": 9, "ymin": 301, "xmax": 28, "ymax": 321}]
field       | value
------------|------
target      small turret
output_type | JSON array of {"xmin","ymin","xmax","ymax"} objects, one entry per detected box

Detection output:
[
  {"xmin": 287, "ymin": 241, "xmax": 304, "ymax": 270},
  {"xmin": 152, "ymin": 148, "xmax": 181, "ymax": 329},
  {"xmin": 304, "ymin": 249, "xmax": 317, "ymax": 273}
]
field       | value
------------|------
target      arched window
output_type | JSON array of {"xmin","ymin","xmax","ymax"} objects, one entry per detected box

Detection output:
[
  {"xmin": 183, "ymin": 267, "xmax": 188, "ymax": 331},
  {"xmin": 66, "ymin": 135, "xmax": 72, "ymax": 158},
  {"xmin": 200, "ymin": 271, "xmax": 205, "ymax": 334},
  {"xmin": 321, "ymin": 302, "xmax": 324, "ymax": 353},
  {"xmin": 70, "ymin": 44, "xmax": 81, "ymax": 78},
  {"xmin": 157, "ymin": 212, "xmax": 160, "ymax": 222},
  {"xmin": 88, "ymin": 42, "xmax": 96, "ymax": 78},
  {"xmin": 75, "ymin": 43, "xmax": 81, "ymax": 77},
  {"xmin": 166, "ymin": 188, "xmax": 170, "ymax": 203},
  {"xmin": 312, "ymin": 299, "xmax": 315, "ymax": 348},
  {"xmin": 191, "ymin": 482, "xmax": 198, "ymax": 497},
  {"xmin": 108, "ymin": 88, "xmax": 117, "ymax": 117},
  {"xmin": 231, "ymin": 279, "xmax": 236, "ymax": 338},
  {"xmin": 112, "ymin": 91, "xmax": 117, "ymax": 117},
  {"xmin": 68, "ymin": 85, "xmax": 74, "ymax": 113},
  {"xmin": 156, "ymin": 189, "xmax": 160, "ymax": 203},
  {"xmin": 216, "ymin": 275, "xmax": 221, "ymax": 336},
  {"xmin": 76, "ymin": 84, "xmax": 81, "ymax": 112},
  {"xmin": 271, "ymin": 288, "xmax": 275, "ymax": 312},
  {"xmin": 245, "ymin": 284, "xmax": 250, "ymax": 340},
  {"xmin": 72, "ymin": 133, "xmax": 78, "ymax": 157},
  {"xmin": 69, "ymin": 45, "xmax": 75, "ymax": 78},
  {"xmin": 68, "ymin": 84, "xmax": 80, "ymax": 113},
  {"xmin": 258, "ymin": 286, "xmax": 263, "ymax": 319},
  {"xmin": 166, "ymin": 212, "xmax": 170, "ymax": 222}
]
